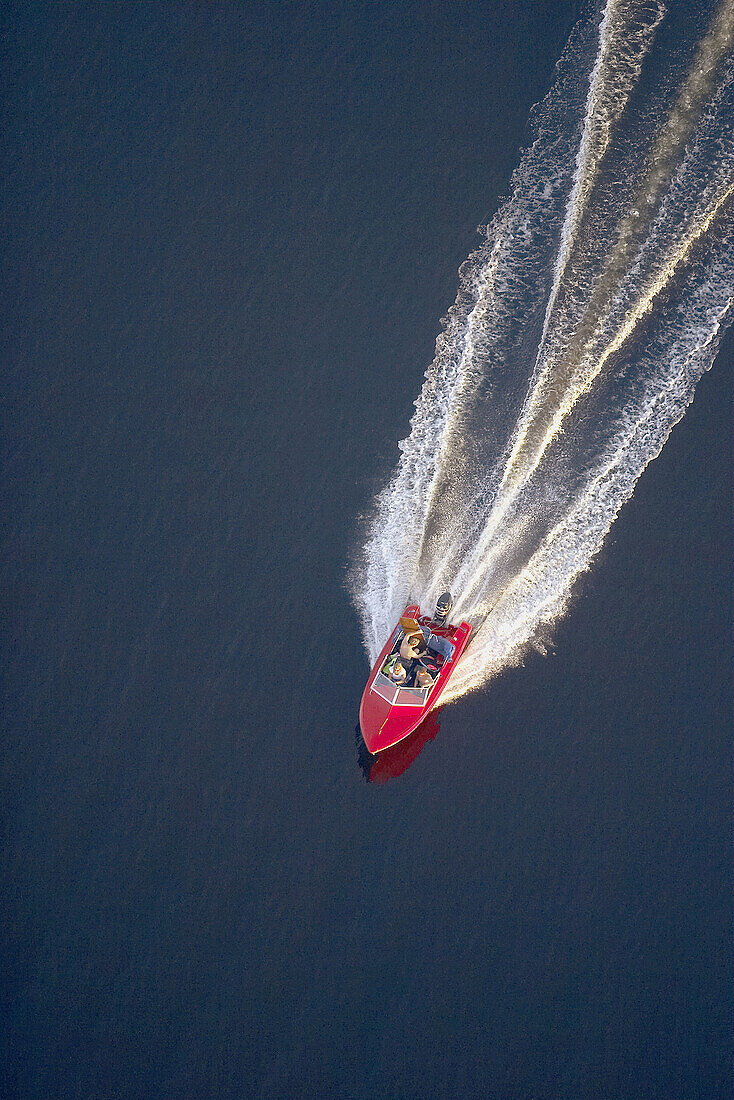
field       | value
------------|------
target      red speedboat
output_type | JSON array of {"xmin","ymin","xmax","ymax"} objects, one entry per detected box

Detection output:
[{"xmin": 358, "ymin": 593, "xmax": 472, "ymax": 754}]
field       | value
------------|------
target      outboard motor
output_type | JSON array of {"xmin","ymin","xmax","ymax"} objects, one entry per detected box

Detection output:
[{"xmin": 434, "ymin": 592, "xmax": 453, "ymax": 626}]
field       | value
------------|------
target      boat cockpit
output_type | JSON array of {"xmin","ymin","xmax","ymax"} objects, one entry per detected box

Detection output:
[{"xmin": 374, "ymin": 625, "xmax": 455, "ymax": 705}]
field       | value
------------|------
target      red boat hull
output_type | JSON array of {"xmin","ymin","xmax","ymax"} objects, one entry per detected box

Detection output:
[{"xmin": 358, "ymin": 605, "xmax": 472, "ymax": 754}]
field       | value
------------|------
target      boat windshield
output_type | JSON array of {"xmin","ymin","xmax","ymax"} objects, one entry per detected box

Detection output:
[
  {"xmin": 395, "ymin": 684, "xmax": 431, "ymax": 701},
  {"xmin": 372, "ymin": 670, "xmax": 436, "ymax": 705}
]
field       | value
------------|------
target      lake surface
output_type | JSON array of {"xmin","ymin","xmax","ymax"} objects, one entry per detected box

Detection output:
[{"xmin": 3, "ymin": 3, "xmax": 731, "ymax": 1098}]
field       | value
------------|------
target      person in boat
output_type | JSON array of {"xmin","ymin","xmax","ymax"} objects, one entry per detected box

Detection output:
[
  {"xmin": 395, "ymin": 629, "xmax": 437, "ymax": 690},
  {"xmin": 395, "ymin": 626, "xmax": 427, "ymax": 686},
  {"xmin": 399, "ymin": 629, "xmax": 428, "ymax": 663},
  {"xmin": 414, "ymin": 665, "xmax": 435, "ymax": 691},
  {"xmin": 399, "ymin": 615, "xmax": 453, "ymax": 663},
  {"xmin": 383, "ymin": 655, "xmax": 409, "ymax": 684},
  {"xmin": 383, "ymin": 652, "xmax": 434, "ymax": 691}
]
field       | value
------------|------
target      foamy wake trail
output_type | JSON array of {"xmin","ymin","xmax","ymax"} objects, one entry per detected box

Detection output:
[{"xmin": 350, "ymin": 0, "xmax": 734, "ymax": 699}]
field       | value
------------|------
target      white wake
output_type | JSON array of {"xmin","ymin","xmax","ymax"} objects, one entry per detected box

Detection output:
[{"xmin": 350, "ymin": 0, "xmax": 734, "ymax": 702}]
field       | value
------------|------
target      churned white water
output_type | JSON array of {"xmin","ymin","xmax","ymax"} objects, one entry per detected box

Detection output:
[{"xmin": 350, "ymin": 0, "xmax": 734, "ymax": 703}]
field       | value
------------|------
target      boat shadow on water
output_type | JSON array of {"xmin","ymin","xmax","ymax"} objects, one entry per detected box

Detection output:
[{"xmin": 355, "ymin": 708, "xmax": 443, "ymax": 784}]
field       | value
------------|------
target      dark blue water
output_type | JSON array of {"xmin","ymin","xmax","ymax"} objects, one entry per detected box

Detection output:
[{"xmin": 3, "ymin": 3, "xmax": 731, "ymax": 1098}]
